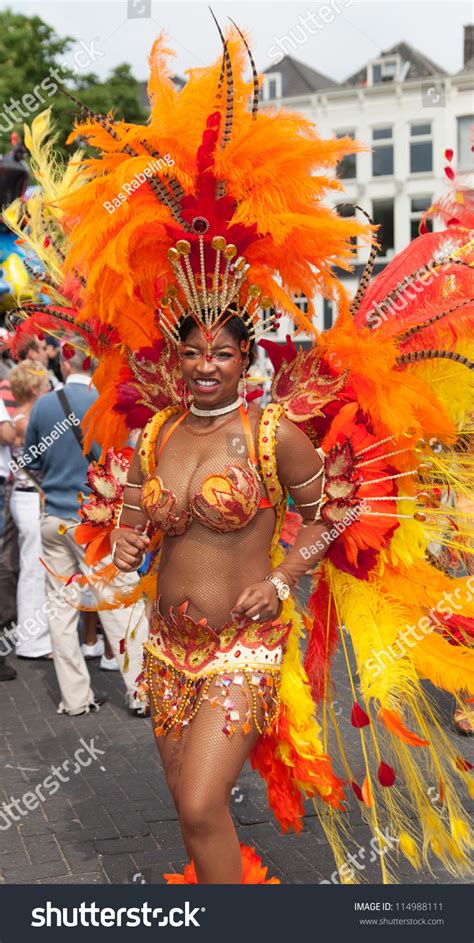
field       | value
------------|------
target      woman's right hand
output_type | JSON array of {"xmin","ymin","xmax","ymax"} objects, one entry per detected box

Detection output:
[{"xmin": 110, "ymin": 526, "xmax": 150, "ymax": 571}]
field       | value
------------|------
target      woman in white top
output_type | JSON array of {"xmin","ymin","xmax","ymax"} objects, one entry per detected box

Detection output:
[{"xmin": 8, "ymin": 363, "xmax": 52, "ymax": 658}]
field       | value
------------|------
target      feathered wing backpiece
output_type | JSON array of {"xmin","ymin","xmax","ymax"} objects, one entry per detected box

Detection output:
[
  {"xmin": 260, "ymin": 216, "xmax": 474, "ymax": 878},
  {"xmin": 5, "ymin": 26, "xmax": 474, "ymax": 883}
]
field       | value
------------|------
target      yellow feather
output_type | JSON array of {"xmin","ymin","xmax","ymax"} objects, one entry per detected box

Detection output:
[
  {"xmin": 399, "ymin": 831, "xmax": 421, "ymax": 869},
  {"xmin": 412, "ymin": 632, "xmax": 474, "ymax": 697}
]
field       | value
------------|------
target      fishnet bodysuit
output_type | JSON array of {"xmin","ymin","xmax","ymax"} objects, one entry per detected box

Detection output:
[
  {"xmin": 152, "ymin": 405, "xmax": 276, "ymax": 626},
  {"xmin": 119, "ymin": 403, "xmax": 327, "ymax": 882}
]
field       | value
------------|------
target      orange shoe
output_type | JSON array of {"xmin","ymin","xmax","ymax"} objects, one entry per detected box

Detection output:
[{"xmin": 163, "ymin": 843, "xmax": 281, "ymax": 884}]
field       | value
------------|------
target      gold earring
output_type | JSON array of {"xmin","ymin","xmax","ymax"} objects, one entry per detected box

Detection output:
[{"xmin": 242, "ymin": 371, "xmax": 249, "ymax": 413}]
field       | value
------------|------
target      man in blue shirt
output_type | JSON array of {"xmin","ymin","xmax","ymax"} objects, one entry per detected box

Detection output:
[
  {"xmin": 0, "ymin": 398, "xmax": 17, "ymax": 681},
  {"xmin": 24, "ymin": 343, "xmax": 148, "ymax": 715}
]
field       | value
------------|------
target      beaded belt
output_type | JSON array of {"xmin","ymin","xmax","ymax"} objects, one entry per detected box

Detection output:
[
  {"xmin": 144, "ymin": 596, "xmax": 290, "ymax": 676},
  {"xmin": 136, "ymin": 599, "xmax": 291, "ymax": 738}
]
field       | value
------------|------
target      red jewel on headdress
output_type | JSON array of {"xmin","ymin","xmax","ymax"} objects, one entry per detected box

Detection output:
[{"xmin": 192, "ymin": 216, "xmax": 210, "ymax": 234}]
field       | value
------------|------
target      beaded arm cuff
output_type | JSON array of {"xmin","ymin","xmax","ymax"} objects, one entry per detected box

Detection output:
[
  {"xmin": 257, "ymin": 403, "xmax": 288, "ymax": 553},
  {"xmin": 139, "ymin": 406, "xmax": 181, "ymax": 479}
]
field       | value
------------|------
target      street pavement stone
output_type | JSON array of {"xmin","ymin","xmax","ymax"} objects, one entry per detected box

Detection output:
[{"xmin": 0, "ymin": 649, "xmax": 472, "ymax": 885}]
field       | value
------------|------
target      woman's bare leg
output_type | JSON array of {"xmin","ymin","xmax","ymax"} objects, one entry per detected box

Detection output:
[
  {"xmin": 176, "ymin": 676, "xmax": 263, "ymax": 884},
  {"xmin": 148, "ymin": 672, "xmax": 266, "ymax": 881}
]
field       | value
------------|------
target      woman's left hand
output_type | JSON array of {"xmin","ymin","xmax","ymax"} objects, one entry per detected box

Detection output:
[{"xmin": 231, "ymin": 581, "xmax": 281, "ymax": 623}]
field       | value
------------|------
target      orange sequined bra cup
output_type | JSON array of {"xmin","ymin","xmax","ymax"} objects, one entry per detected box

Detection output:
[{"xmin": 140, "ymin": 404, "xmax": 273, "ymax": 536}]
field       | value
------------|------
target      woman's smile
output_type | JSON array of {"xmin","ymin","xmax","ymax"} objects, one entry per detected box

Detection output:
[{"xmin": 193, "ymin": 377, "xmax": 220, "ymax": 392}]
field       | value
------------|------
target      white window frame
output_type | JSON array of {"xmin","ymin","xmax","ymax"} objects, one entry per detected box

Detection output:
[
  {"xmin": 291, "ymin": 294, "xmax": 311, "ymax": 333},
  {"xmin": 457, "ymin": 115, "xmax": 474, "ymax": 172},
  {"xmin": 410, "ymin": 195, "xmax": 433, "ymax": 239},
  {"xmin": 335, "ymin": 129, "xmax": 356, "ymax": 179},
  {"xmin": 371, "ymin": 125, "xmax": 394, "ymax": 178},
  {"xmin": 368, "ymin": 55, "xmax": 401, "ymax": 86},
  {"xmin": 371, "ymin": 197, "xmax": 395, "ymax": 260},
  {"xmin": 409, "ymin": 122, "xmax": 433, "ymax": 174},
  {"xmin": 263, "ymin": 73, "xmax": 282, "ymax": 101}
]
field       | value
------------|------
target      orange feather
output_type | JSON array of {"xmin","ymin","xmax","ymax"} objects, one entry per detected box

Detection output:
[{"xmin": 378, "ymin": 708, "xmax": 430, "ymax": 746}]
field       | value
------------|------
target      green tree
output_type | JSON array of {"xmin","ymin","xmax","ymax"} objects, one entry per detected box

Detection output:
[{"xmin": 0, "ymin": 9, "xmax": 147, "ymax": 160}]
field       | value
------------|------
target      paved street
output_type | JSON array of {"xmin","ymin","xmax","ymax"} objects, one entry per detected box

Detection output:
[{"xmin": 0, "ymin": 646, "xmax": 472, "ymax": 886}]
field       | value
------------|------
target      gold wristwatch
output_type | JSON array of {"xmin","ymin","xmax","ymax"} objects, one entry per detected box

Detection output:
[{"xmin": 265, "ymin": 574, "xmax": 291, "ymax": 601}]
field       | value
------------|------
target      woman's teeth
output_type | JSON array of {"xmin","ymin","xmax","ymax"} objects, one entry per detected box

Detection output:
[{"xmin": 195, "ymin": 379, "xmax": 219, "ymax": 386}]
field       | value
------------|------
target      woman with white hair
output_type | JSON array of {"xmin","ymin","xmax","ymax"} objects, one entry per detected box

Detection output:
[{"xmin": 8, "ymin": 361, "xmax": 52, "ymax": 659}]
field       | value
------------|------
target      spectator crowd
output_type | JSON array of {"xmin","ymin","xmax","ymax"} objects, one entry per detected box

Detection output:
[{"xmin": 0, "ymin": 331, "xmax": 148, "ymax": 715}]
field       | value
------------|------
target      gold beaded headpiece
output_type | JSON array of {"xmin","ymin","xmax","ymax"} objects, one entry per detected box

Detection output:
[{"xmin": 157, "ymin": 220, "xmax": 279, "ymax": 351}]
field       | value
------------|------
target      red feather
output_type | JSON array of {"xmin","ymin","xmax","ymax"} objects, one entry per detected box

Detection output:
[
  {"xmin": 378, "ymin": 761, "xmax": 396, "ymax": 787},
  {"xmin": 351, "ymin": 702, "xmax": 370, "ymax": 727}
]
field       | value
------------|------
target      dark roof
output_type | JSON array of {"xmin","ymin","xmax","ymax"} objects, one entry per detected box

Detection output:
[
  {"xmin": 343, "ymin": 41, "xmax": 447, "ymax": 87},
  {"xmin": 263, "ymin": 55, "xmax": 338, "ymax": 97},
  {"xmin": 138, "ymin": 74, "xmax": 185, "ymax": 109}
]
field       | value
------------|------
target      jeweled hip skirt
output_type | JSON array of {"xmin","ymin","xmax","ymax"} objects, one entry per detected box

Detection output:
[{"xmin": 137, "ymin": 597, "xmax": 291, "ymax": 739}]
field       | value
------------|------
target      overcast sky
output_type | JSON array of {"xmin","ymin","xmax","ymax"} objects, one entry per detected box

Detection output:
[{"xmin": 4, "ymin": 1, "xmax": 472, "ymax": 84}]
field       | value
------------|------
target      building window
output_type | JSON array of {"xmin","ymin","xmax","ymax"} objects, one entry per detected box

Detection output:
[
  {"xmin": 293, "ymin": 294, "xmax": 309, "ymax": 314},
  {"xmin": 457, "ymin": 115, "xmax": 474, "ymax": 171},
  {"xmin": 372, "ymin": 127, "xmax": 394, "ymax": 176},
  {"xmin": 336, "ymin": 203, "xmax": 357, "ymax": 248},
  {"xmin": 410, "ymin": 122, "xmax": 432, "ymax": 173},
  {"xmin": 369, "ymin": 56, "xmax": 400, "ymax": 85},
  {"xmin": 335, "ymin": 130, "xmax": 356, "ymax": 179},
  {"xmin": 291, "ymin": 295, "xmax": 309, "ymax": 332},
  {"xmin": 372, "ymin": 198, "xmax": 395, "ymax": 258},
  {"xmin": 262, "ymin": 305, "xmax": 278, "ymax": 332},
  {"xmin": 263, "ymin": 73, "xmax": 282, "ymax": 101},
  {"xmin": 410, "ymin": 196, "xmax": 433, "ymax": 240},
  {"xmin": 323, "ymin": 300, "xmax": 334, "ymax": 331}
]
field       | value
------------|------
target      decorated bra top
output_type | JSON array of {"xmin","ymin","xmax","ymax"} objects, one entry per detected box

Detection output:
[{"xmin": 140, "ymin": 405, "xmax": 273, "ymax": 536}]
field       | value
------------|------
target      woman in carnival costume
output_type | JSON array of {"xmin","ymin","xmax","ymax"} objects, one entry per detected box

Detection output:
[{"xmin": 4, "ymin": 25, "xmax": 474, "ymax": 885}]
